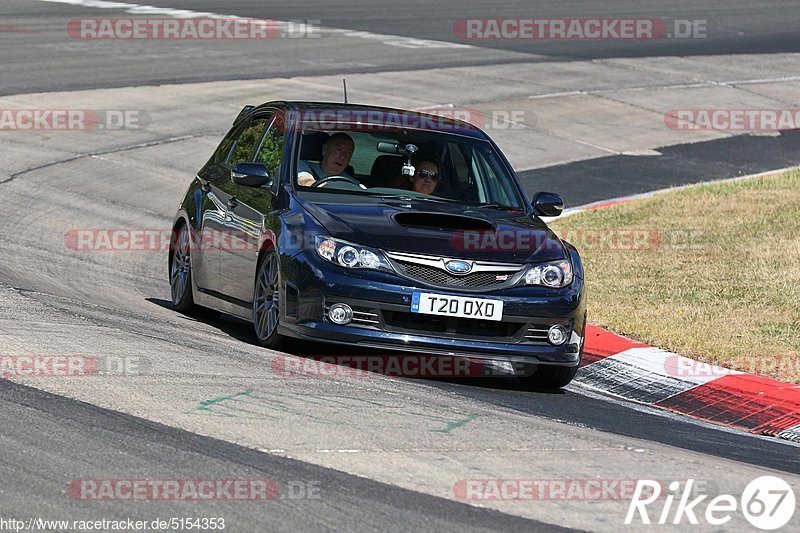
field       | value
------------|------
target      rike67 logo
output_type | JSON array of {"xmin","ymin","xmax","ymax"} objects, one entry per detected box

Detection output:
[{"xmin": 626, "ymin": 477, "xmax": 795, "ymax": 530}]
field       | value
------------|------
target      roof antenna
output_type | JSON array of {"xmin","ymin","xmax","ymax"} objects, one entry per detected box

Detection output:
[{"xmin": 342, "ymin": 78, "xmax": 348, "ymax": 104}]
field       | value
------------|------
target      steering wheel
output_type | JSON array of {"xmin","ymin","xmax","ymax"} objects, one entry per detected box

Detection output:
[{"xmin": 311, "ymin": 175, "xmax": 366, "ymax": 189}]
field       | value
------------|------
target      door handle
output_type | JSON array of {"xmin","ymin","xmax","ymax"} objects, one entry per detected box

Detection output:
[{"xmin": 228, "ymin": 197, "xmax": 239, "ymax": 209}]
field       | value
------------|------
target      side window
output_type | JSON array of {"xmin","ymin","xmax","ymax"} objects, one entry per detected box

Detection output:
[
  {"xmin": 254, "ymin": 116, "xmax": 285, "ymax": 177},
  {"xmin": 227, "ymin": 117, "xmax": 270, "ymax": 166},
  {"xmin": 447, "ymin": 142, "xmax": 471, "ymax": 188},
  {"xmin": 475, "ymin": 149, "xmax": 516, "ymax": 206},
  {"xmin": 470, "ymin": 154, "xmax": 488, "ymax": 203}
]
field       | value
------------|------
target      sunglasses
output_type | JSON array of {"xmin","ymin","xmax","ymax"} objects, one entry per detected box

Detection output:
[{"xmin": 415, "ymin": 169, "xmax": 441, "ymax": 181}]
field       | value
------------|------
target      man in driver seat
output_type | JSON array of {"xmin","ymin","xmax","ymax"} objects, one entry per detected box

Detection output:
[{"xmin": 297, "ymin": 132, "xmax": 355, "ymax": 187}]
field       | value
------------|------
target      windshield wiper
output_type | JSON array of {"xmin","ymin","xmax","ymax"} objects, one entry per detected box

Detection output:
[
  {"xmin": 366, "ymin": 193, "xmax": 413, "ymax": 200},
  {"xmin": 368, "ymin": 193, "xmax": 462, "ymax": 204},
  {"xmin": 470, "ymin": 203, "xmax": 519, "ymax": 211},
  {"xmin": 410, "ymin": 195, "xmax": 463, "ymax": 204}
]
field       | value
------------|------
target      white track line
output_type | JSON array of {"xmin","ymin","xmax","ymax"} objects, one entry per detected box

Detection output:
[
  {"xmin": 546, "ymin": 164, "xmax": 800, "ymax": 222},
  {"xmin": 35, "ymin": 0, "xmax": 473, "ymax": 49}
]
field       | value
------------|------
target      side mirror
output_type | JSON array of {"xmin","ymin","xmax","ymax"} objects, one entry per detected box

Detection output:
[
  {"xmin": 231, "ymin": 162, "xmax": 272, "ymax": 188},
  {"xmin": 532, "ymin": 192, "xmax": 564, "ymax": 217}
]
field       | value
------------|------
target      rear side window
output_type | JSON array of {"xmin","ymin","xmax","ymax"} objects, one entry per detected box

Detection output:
[
  {"xmin": 254, "ymin": 115, "xmax": 285, "ymax": 177},
  {"xmin": 227, "ymin": 117, "xmax": 270, "ymax": 166},
  {"xmin": 348, "ymin": 134, "xmax": 385, "ymax": 175}
]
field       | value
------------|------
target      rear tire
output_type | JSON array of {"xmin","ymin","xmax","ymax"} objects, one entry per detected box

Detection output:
[
  {"xmin": 170, "ymin": 224, "xmax": 196, "ymax": 313},
  {"xmin": 253, "ymin": 251, "xmax": 285, "ymax": 349}
]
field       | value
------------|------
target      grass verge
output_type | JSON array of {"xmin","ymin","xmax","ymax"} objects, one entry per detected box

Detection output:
[{"xmin": 551, "ymin": 169, "xmax": 800, "ymax": 383}]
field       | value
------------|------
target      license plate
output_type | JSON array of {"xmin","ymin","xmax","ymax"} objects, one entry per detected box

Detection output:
[{"xmin": 410, "ymin": 292, "xmax": 504, "ymax": 321}]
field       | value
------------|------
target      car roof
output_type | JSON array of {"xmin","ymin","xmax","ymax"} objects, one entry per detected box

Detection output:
[{"xmin": 253, "ymin": 101, "xmax": 488, "ymax": 139}]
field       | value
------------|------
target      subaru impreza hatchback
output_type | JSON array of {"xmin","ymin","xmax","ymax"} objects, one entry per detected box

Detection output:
[{"xmin": 169, "ymin": 102, "xmax": 586, "ymax": 387}]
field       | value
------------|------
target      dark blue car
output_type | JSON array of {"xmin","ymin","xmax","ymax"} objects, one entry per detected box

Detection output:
[{"xmin": 170, "ymin": 101, "xmax": 586, "ymax": 387}]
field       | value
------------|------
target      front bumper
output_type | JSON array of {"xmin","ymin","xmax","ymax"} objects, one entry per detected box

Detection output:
[{"xmin": 278, "ymin": 251, "xmax": 587, "ymax": 366}]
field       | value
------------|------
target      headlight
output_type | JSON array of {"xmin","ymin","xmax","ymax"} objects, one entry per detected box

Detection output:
[
  {"xmin": 314, "ymin": 236, "xmax": 392, "ymax": 272},
  {"xmin": 523, "ymin": 261, "xmax": 573, "ymax": 288}
]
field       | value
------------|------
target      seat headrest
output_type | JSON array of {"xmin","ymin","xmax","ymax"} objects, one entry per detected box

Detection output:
[
  {"xmin": 371, "ymin": 155, "xmax": 402, "ymax": 176},
  {"xmin": 299, "ymin": 131, "xmax": 330, "ymax": 161}
]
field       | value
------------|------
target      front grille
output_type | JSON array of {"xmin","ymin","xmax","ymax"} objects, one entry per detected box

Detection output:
[
  {"xmin": 352, "ymin": 309, "xmax": 379, "ymax": 327},
  {"xmin": 323, "ymin": 299, "xmax": 570, "ymax": 345},
  {"xmin": 284, "ymin": 284, "xmax": 299, "ymax": 318},
  {"xmin": 524, "ymin": 325, "xmax": 550, "ymax": 342},
  {"xmin": 383, "ymin": 310, "xmax": 448, "ymax": 333},
  {"xmin": 324, "ymin": 305, "xmax": 380, "ymax": 328},
  {"xmin": 383, "ymin": 311, "xmax": 522, "ymax": 339},
  {"xmin": 394, "ymin": 260, "xmax": 514, "ymax": 289},
  {"xmin": 454, "ymin": 318, "xmax": 521, "ymax": 337},
  {"xmin": 523, "ymin": 322, "xmax": 573, "ymax": 344}
]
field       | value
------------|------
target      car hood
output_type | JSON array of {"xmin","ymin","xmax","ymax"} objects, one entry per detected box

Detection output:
[{"xmin": 299, "ymin": 195, "xmax": 567, "ymax": 263}]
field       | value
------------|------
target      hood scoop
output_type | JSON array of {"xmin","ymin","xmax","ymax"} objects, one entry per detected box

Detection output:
[{"xmin": 393, "ymin": 212, "xmax": 495, "ymax": 231}]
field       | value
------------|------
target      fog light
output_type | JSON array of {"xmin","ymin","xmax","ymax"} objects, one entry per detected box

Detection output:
[
  {"xmin": 547, "ymin": 325, "xmax": 568, "ymax": 345},
  {"xmin": 328, "ymin": 303, "xmax": 353, "ymax": 325}
]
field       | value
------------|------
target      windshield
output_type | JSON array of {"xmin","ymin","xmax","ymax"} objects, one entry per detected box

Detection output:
[{"xmin": 293, "ymin": 127, "xmax": 526, "ymax": 211}]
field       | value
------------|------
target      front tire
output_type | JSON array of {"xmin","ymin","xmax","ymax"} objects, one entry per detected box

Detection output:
[
  {"xmin": 253, "ymin": 251, "xmax": 285, "ymax": 349},
  {"xmin": 528, "ymin": 364, "xmax": 579, "ymax": 388}
]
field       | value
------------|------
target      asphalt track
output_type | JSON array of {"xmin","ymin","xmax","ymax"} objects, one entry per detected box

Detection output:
[
  {"xmin": 3, "ymin": 0, "xmax": 800, "ymax": 95},
  {"xmin": 138, "ymin": 0, "xmax": 800, "ymax": 57},
  {"xmin": 519, "ymin": 130, "xmax": 800, "ymax": 206},
  {"xmin": 1, "ymin": 1, "xmax": 799, "ymax": 531},
  {"xmin": 0, "ymin": 379, "xmax": 566, "ymax": 532}
]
